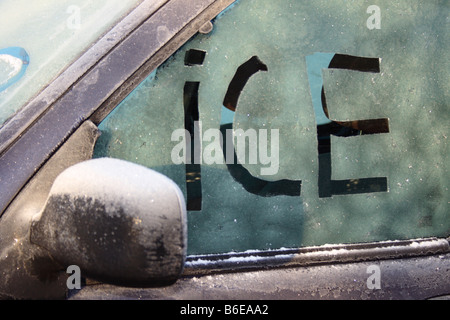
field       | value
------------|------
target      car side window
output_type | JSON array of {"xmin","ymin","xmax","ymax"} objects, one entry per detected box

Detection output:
[
  {"xmin": 94, "ymin": 0, "xmax": 449, "ymax": 255},
  {"xmin": 0, "ymin": 0, "xmax": 142, "ymax": 127}
]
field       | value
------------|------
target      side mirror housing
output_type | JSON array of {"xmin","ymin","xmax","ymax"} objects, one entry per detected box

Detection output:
[{"xmin": 30, "ymin": 158, "xmax": 187, "ymax": 287}]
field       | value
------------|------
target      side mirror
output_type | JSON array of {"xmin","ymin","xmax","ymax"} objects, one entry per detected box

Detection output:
[{"xmin": 30, "ymin": 158, "xmax": 187, "ymax": 287}]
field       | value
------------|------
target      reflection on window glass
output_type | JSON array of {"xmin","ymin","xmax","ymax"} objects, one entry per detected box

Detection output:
[
  {"xmin": 94, "ymin": 0, "xmax": 449, "ymax": 255},
  {"xmin": 0, "ymin": 47, "xmax": 29, "ymax": 93},
  {"xmin": 0, "ymin": 0, "xmax": 142, "ymax": 127}
]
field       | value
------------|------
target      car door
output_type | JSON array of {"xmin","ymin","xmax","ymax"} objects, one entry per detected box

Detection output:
[{"xmin": 0, "ymin": 0, "xmax": 449, "ymax": 300}]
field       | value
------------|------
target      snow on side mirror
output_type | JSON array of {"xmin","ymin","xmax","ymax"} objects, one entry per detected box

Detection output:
[{"xmin": 30, "ymin": 158, "xmax": 187, "ymax": 287}]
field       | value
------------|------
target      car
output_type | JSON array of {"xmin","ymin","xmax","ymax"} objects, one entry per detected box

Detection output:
[{"xmin": 0, "ymin": 0, "xmax": 448, "ymax": 301}]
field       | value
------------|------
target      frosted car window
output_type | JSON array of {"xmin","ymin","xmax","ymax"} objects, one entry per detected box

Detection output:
[
  {"xmin": 0, "ymin": 0, "xmax": 142, "ymax": 126},
  {"xmin": 94, "ymin": 0, "xmax": 449, "ymax": 255}
]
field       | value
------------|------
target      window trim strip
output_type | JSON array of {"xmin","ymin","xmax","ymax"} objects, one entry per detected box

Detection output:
[{"xmin": 184, "ymin": 237, "xmax": 450, "ymax": 276}]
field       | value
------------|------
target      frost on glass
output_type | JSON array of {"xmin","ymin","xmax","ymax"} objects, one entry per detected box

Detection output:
[
  {"xmin": 94, "ymin": 0, "xmax": 449, "ymax": 255},
  {"xmin": 0, "ymin": 0, "xmax": 141, "ymax": 126}
]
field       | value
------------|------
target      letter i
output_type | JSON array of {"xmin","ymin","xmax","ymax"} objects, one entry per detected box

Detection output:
[{"xmin": 183, "ymin": 49, "xmax": 206, "ymax": 211}]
